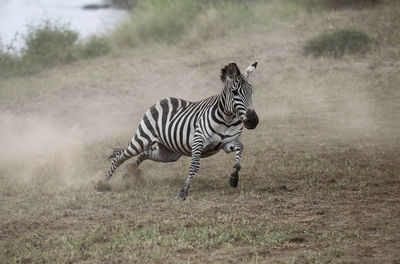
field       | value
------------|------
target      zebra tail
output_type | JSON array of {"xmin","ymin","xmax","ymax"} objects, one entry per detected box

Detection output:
[{"xmin": 107, "ymin": 146, "xmax": 125, "ymax": 161}]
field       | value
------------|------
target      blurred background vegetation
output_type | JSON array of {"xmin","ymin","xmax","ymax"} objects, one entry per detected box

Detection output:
[{"xmin": 0, "ymin": 0, "xmax": 398, "ymax": 78}]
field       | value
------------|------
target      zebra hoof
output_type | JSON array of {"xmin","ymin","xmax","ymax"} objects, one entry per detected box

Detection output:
[
  {"xmin": 178, "ymin": 188, "xmax": 188, "ymax": 200},
  {"xmin": 229, "ymin": 173, "xmax": 239, "ymax": 188}
]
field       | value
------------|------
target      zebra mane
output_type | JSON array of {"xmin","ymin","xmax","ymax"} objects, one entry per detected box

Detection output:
[{"xmin": 220, "ymin": 63, "xmax": 241, "ymax": 83}]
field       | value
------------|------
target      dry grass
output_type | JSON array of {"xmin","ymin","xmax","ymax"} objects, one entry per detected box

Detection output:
[
  {"xmin": 0, "ymin": 1, "xmax": 399, "ymax": 263},
  {"xmin": 112, "ymin": 0, "xmax": 305, "ymax": 48}
]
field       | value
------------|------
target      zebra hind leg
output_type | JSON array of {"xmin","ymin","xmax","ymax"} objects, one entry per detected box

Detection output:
[
  {"xmin": 105, "ymin": 144, "xmax": 139, "ymax": 182},
  {"xmin": 136, "ymin": 143, "xmax": 181, "ymax": 165},
  {"xmin": 121, "ymin": 146, "xmax": 153, "ymax": 181},
  {"xmin": 129, "ymin": 143, "xmax": 181, "ymax": 168},
  {"xmin": 123, "ymin": 144, "xmax": 181, "ymax": 181}
]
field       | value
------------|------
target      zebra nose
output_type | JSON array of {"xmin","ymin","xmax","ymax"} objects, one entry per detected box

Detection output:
[{"xmin": 243, "ymin": 109, "xmax": 259, "ymax": 129}]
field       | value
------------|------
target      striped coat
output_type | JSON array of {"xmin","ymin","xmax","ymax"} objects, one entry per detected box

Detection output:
[{"xmin": 105, "ymin": 62, "xmax": 259, "ymax": 199}]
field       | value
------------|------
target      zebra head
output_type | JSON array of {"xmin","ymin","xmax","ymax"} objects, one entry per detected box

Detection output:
[{"xmin": 220, "ymin": 62, "xmax": 259, "ymax": 129}]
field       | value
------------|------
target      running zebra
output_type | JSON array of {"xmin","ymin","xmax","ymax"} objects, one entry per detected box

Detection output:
[{"xmin": 105, "ymin": 62, "xmax": 259, "ymax": 200}]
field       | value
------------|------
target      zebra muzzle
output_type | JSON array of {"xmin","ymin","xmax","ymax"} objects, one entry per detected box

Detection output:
[{"xmin": 243, "ymin": 109, "xmax": 259, "ymax": 129}]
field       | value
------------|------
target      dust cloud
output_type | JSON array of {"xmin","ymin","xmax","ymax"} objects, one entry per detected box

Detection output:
[
  {"xmin": 0, "ymin": 112, "xmax": 86, "ymax": 186},
  {"xmin": 0, "ymin": 113, "xmax": 82, "ymax": 159}
]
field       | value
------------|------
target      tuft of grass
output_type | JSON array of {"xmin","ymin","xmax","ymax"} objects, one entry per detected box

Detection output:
[{"xmin": 303, "ymin": 28, "xmax": 376, "ymax": 58}]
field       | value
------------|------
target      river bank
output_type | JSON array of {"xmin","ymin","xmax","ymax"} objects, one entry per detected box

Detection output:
[{"xmin": 0, "ymin": 0, "xmax": 127, "ymax": 49}]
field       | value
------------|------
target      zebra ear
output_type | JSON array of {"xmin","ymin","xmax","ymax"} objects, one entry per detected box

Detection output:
[
  {"xmin": 242, "ymin": 61, "xmax": 258, "ymax": 78},
  {"xmin": 220, "ymin": 63, "xmax": 241, "ymax": 82}
]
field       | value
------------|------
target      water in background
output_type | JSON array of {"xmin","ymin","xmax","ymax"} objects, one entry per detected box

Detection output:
[{"xmin": 0, "ymin": 0, "xmax": 127, "ymax": 49}]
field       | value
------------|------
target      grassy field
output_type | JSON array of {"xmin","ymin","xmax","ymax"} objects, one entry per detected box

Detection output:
[{"xmin": 0, "ymin": 1, "xmax": 399, "ymax": 263}]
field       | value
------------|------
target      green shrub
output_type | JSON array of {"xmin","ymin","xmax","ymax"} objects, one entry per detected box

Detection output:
[
  {"xmin": 0, "ymin": 21, "xmax": 79, "ymax": 77},
  {"xmin": 0, "ymin": 21, "xmax": 112, "ymax": 78},
  {"xmin": 79, "ymin": 36, "xmax": 111, "ymax": 58},
  {"xmin": 303, "ymin": 29, "xmax": 375, "ymax": 58},
  {"xmin": 23, "ymin": 22, "xmax": 79, "ymax": 67}
]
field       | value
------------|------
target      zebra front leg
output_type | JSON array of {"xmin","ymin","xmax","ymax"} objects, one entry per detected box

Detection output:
[
  {"xmin": 178, "ymin": 135, "xmax": 204, "ymax": 200},
  {"xmin": 229, "ymin": 141, "xmax": 244, "ymax": 188}
]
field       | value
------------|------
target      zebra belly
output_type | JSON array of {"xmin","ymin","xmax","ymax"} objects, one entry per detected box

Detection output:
[
  {"xmin": 201, "ymin": 143, "xmax": 222, "ymax": 158},
  {"xmin": 201, "ymin": 150, "xmax": 221, "ymax": 158},
  {"xmin": 201, "ymin": 133, "xmax": 238, "ymax": 157}
]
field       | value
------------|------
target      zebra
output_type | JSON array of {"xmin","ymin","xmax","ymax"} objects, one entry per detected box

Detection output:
[{"xmin": 105, "ymin": 62, "xmax": 259, "ymax": 200}]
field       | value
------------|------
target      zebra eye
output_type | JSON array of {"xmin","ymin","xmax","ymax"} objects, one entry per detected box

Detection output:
[{"xmin": 232, "ymin": 89, "xmax": 239, "ymax": 95}]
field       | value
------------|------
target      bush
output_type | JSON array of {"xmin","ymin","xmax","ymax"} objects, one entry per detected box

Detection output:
[
  {"xmin": 79, "ymin": 36, "xmax": 111, "ymax": 59},
  {"xmin": 303, "ymin": 29, "xmax": 375, "ymax": 58},
  {"xmin": 0, "ymin": 21, "xmax": 112, "ymax": 78},
  {"xmin": 23, "ymin": 22, "xmax": 79, "ymax": 67}
]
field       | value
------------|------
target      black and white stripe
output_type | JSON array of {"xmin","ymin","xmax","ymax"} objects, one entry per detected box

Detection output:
[{"xmin": 105, "ymin": 62, "xmax": 259, "ymax": 199}]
